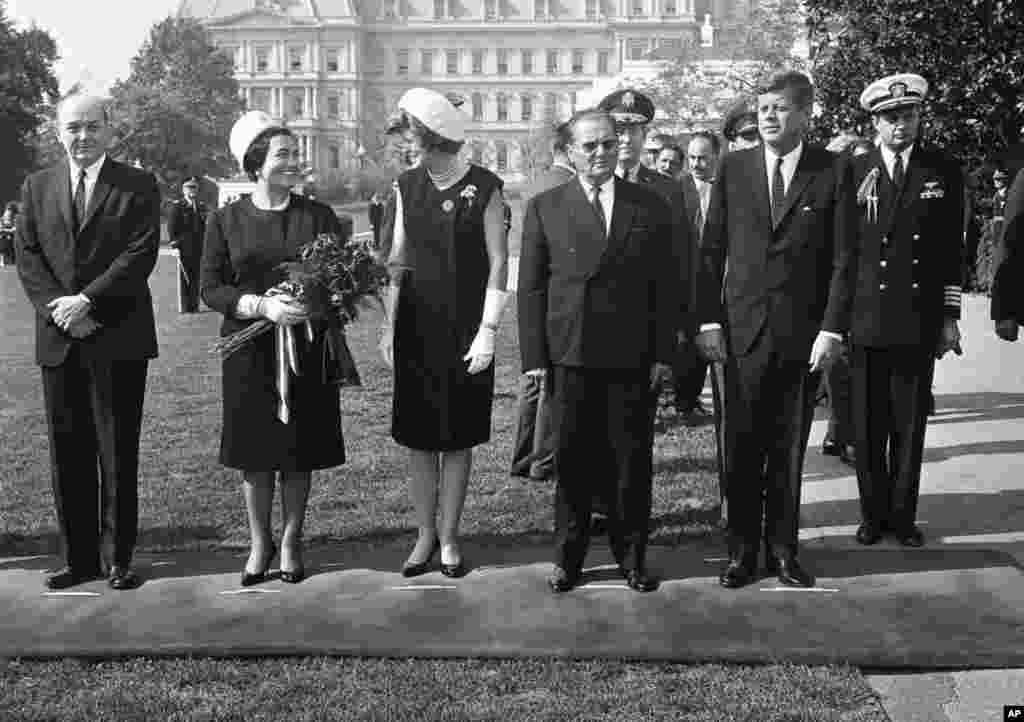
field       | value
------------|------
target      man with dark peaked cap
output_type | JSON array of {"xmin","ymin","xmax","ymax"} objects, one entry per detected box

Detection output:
[
  {"xmin": 722, "ymin": 100, "xmax": 761, "ymax": 152},
  {"xmin": 847, "ymin": 73, "xmax": 964, "ymax": 548}
]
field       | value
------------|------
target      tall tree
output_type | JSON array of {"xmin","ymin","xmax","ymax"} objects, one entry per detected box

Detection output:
[
  {"xmin": 0, "ymin": 0, "xmax": 60, "ymax": 202},
  {"xmin": 637, "ymin": 0, "xmax": 806, "ymax": 130},
  {"xmin": 108, "ymin": 15, "xmax": 244, "ymax": 196},
  {"xmin": 806, "ymin": 0, "xmax": 1024, "ymax": 169}
]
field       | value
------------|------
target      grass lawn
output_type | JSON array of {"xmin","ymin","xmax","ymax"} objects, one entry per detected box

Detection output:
[{"xmin": 0, "ymin": 259, "xmax": 887, "ymax": 721}]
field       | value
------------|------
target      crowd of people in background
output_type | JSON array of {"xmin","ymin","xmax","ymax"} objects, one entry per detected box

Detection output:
[{"xmin": 5, "ymin": 70, "xmax": 1024, "ymax": 597}]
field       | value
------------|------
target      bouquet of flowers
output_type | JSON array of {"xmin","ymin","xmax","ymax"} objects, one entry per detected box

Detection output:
[{"xmin": 212, "ymin": 231, "xmax": 387, "ymax": 419}]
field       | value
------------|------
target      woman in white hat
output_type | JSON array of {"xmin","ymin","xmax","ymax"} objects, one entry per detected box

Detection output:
[
  {"xmin": 380, "ymin": 88, "xmax": 509, "ymax": 578},
  {"xmin": 201, "ymin": 111, "xmax": 349, "ymax": 586}
]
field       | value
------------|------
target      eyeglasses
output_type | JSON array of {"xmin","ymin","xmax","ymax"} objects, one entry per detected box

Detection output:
[{"xmin": 576, "ymin": 138, "xmax": 618, "ymax": 154}]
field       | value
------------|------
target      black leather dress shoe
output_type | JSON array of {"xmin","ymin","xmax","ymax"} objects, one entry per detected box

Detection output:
[
  {"xmin": 896, "ymin": 525, "xmax": 925, "ymax": 547},
  {"xmin": 401, "ymin": 540, "xmax": 439, "ymax": 578},
  {"xmin": 821, "ymin": 438, "xmax": 841, "ymax": 456},
  {"xmin": 719, "ymin": 559, "xmax": 756, "ymax": 589},
  {"xmin": 241, "ymin": 544, "xmax": 277, "ymax": 587},
  {"xmin": 547, "ymin": 566, "xmax": 579, "ymax": 593},
  {"xmin": 840, "ymin": 444, "xmax": 856, "ymax": 467},
  {"xmin": 625, "ymin": 569, "xmax": 658, "ymax": 592},
  {"xmin": 775, "ymin": 557, "xmax": 814, "ymax": 587},
  {"xmin": 855, "ymin": 523, "xmax": 882, "ymax": 545},
  {"xmin": 45, "ymin": 567, "xmax": 100, "ymax": 590},
  {"xmin": 108, "ymin": 566, "xmax": 141, "ymax": 590},
  {"xmin": 280, "ymin": 567, "xmax": 306, "ymax": 584}
]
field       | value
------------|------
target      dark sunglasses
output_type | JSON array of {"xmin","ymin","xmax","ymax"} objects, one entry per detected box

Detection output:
[{"xmin": 577, "ymin": 138, "xmax": 618, "ymax": 154}]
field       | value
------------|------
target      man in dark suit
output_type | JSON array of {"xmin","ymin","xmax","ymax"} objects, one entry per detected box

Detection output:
[
  {"xmin": 167, "ymin": 176, "xmax": 207, "ymax": 313},
  {"xmin": 696, "ymin": 71, "xmax": 854, "ymax": 589},
  {"xmin": 15, "ymin": 94, "xmax": 160, "ymax": 590},
  {"xmin": 846, "ymin": 74, "xmax": 965, "ymax": 547},
  {"xmin": 519, "ymin": 109, "xmax": 678, "ymax": 593},
  {"xmin": 368, "ymin": 191, "xmax": 385, "ymax": 248},
  {"xmin": 993, "ymin": 168, "xmax": 1024, "ymax": 340},
  {"xmin": 675, "ymin": 130, "xmax": 721, "ymax": 424},
  {"xmin": 510, "ymin": 120, "xmax": 575, "ymax": 482}
]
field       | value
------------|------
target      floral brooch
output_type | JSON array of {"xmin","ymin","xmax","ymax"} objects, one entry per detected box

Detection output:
[{"xmin": 441, "ymin": 199, "xmax": 455, "ymax": 212}]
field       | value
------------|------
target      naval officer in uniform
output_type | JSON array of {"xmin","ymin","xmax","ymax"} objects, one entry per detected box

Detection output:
[{"xmin": 847, "ymin": 73, "xmax": 964, "ymax": 548}]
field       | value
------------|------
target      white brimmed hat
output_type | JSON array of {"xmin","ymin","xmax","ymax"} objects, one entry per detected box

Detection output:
[
  {"xmin": 397, "ymin": 87, "xmax": 467, "ymax": 142},
  {"xmin": 229, "ymin": 110, "xmax": 286, "ymax": 170},
  {"xmin": 860, "ymin": 73, "xmax": 928, "ymax": 114}
]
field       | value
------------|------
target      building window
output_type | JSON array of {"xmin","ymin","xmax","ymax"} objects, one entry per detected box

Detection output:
[
  {"xmin": 630, "ymin": 0, "xmax": 645, "ymax": 16},
  {"xmin": 421, "ymin": 49, "xmax": 434, "ymax": 75},
  {"xmin": 287, "ymin": 90, "xmax": 304, "ymax": 119},
  {"xmin": 572, "ymin": 50, "xmax": 584, "ymax": 74},
  {"xmin": 381, "ymin": 0, "xmax": 397, "ymax": 16},
  {"xmin": 544, "ymin": 92, "xmax": 557, "ymax": 120},
  {"xmin": 659, "ymin": 36, "xmax": 682, "ymax": 55},
  {"xmin": 663, "ymin": 0, "xmax": 676, "ymax": 13},
  {"xmin": 496, "ymin": 93, "xmax": 508, "ymax": 121},
  {"xmin": 472, "ymin": 92, "xmax": 483, "ymax": 121},
  {"xmin": 446, "ymin": 50, "xmax": 459, "ymax": 75},
  {"xmin": 254, "ymin": 47, "xmax": 270, "ymax": 72},
  {"xmin": 597, "ymin": 50, "xmax": 609, "ymax": 74},
  {"xmin": 521, "ymin": 50, "xmax": 533, "ymax": 75},
  {"xmin": 339, "ymin": 89, "xmax": 352, "ymax": 119},
  {"xmin": 569, "ymin": 91, "xmax": 577, "ymax": 112},
  {"xmin": 497, "ymin": 49, "xmax": 508, "ymax": 75},
  {"xmin": 288, "ymin": 46, "xmax": 304, "ymax": 72},
  {"xmin": 434, "ymin": 0, "xmax": 445, "ymax": 17},
  {"xmin": 472, "ymin": 49, "xmax": 484, "ymax": 74},
  {"xmin": 251, "ymin": 88, "xmax": 271, "ymax": 113},
  {"xmin": 328, "ymin": 145, "xmax": 340, "ymax": 170},
  {"xmin": 546, "ymin": 50, "xmax": 558, "ymax": 75},
  {"xmin": 534, "ymin": 0, "xmax": 545, "ymax": 18},
  {"xmin": 521, "ymin": 94, "xmax": 533, "ymax": 121},
  {"xmin": 396, "ymin": 49, "xmax": 409, "ymax": 76},
  {"xmin": 326, "ymin": 49, "xmax": 340, "ymax": 72},
  {"xmin": 327, "ymin": 94, "xmax": 340, "ymax": 119},
  {"xmin": 585, "ymin": 0, "xmax": 597, "ymax": 18},
  {"xmin": 627, "ymin": 39, "xmax": 648, "ymax": 60},
  {"xmin": 495, "ymin": 141, "xmax": 508, "ymax": 171},
  {"xmin": 484, "ymin": 0, "xmax": 497, "ymax": 19}
]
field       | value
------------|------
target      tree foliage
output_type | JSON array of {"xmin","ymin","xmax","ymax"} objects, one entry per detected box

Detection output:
[
  {"xmin": 806, "ymin": 0, "xmax": 1024, "ymax": 170},
  {"xmin": 108, "ymin": 15, "xmax": 244, "ymax": 197},
  {"xmin": 0, "ymin": 0, "xmax": 60, "ymax": 202},
  {"xmin": 637, "ymin": 0, "xmax": 805, "ymax": 130}
]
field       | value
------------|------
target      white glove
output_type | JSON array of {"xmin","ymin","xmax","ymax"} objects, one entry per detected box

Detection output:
[
  {"xmin": 464, "ymin": 327, "xmax": 495, "ymax": 374},
  {"xmin": 261, "ymin": 294, "xmax": 309, "ymax": 326}
]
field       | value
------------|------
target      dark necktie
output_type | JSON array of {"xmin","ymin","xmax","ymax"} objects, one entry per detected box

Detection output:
[
  {"xmin": 73, "ymin": 169, "xmax": 87, "ymax": 233},
  {"xmin": 771, "ymin": 156, "xmax": 785, "ymax": 226},
  {"xmin": 591, "ymin": 185, "xmax": 606, "ymax": 236},
  {"xmin": 892, "ymin": 153, "xmax": 904, "ymax": 189}
]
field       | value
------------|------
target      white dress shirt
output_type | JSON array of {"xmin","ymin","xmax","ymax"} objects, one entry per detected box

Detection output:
[
  {"xmin": 615, "ymin": 163, "xmax": 641, "ymax": 183},
  {"xmin": 579, "ymin": 174, "xmax": 615, "ymax": 237},
  {"xmin": 68, "ymin": 153, "xmax": 107, "ymax": 213},
  {"xmin": 879, "ymin": 143, "xmax": 914, "ymax": 182},
  {"xmin": 693, "ymin": 176, "xmax": 713, "ymax": 227},
  {"xmin": 764, "ymin": 142, "xmax": 804, "ymax": 207}
]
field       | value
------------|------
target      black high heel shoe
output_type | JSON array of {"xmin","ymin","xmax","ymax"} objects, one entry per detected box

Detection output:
[
  {"xmin": 401, "ymin": 539, "xmax": 440, "ymax": 578},
  {"xmin": 241, "ymin": 543, "xmax": 277, "ymax": 587}
]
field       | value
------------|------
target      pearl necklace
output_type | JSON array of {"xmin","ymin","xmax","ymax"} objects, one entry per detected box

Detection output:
[{"xmin": 427, "ymin": 158, "xmax": 465, "ymax": 188}]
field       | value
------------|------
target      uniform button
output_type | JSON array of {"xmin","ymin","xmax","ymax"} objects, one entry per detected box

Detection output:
[
  {"xmin": 913, "ymin": 234, "xmax": 920, "ymax": 240},
  {"xmin": 880, "ymin": 260, "xmax": 887, "ymax": 267},
  {"xmin": 912, "ymin": 282, "xmax": 919, "ymax": 289},
  {"xmin": 913, "ymin": 258, "xmax": 919, "ymax": 265},
  {"xmin": 883, "ymin": 236, "xmax": 890, "ymax": 245},
  {"xmin": 879, "ymin": 283, "xmax": 887, "ymax": 290}
]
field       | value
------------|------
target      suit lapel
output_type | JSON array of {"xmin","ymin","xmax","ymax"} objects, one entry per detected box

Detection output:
[
  {"xmin": 80, "ymin": 158, "xmax": 113, "ymax": 234},
  {"xmin": 749, "ymin": 150, "xmax": 772, "ymax": 232},
  {"xmin": 601, "ymin": 177, "xmax": 634, "ymax": 268},
  {"xmin": 899, "ymin": 149, "xmax": 927, "ymax": 212},
  {"xmin": 773, "ymin": 148, "xmax": 816, "ymax": 231},
  {"xmin": 57, "ymin": 160, "xmax": 74, "ymax": 238},
  {"xmin": 877, "ymin": 149, "xmax": 903, "ymax": 234}
]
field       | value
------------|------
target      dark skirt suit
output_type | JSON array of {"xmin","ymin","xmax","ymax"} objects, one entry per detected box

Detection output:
[
  {"xmin": 200, "ymin": 194, "xmax": 346, "ymax": 471},
  {"xmin": 390, "ymin": 165, "xmax": 503, "ymax": 451}
]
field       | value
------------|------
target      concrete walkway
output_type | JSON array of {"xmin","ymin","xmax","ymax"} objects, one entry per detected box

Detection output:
[{"xmin": 801, "ymin": 294, "xmax": 1024, "ymax": 721}]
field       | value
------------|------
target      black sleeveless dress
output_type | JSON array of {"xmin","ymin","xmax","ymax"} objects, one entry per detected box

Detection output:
[{"xmin": 390, "ymin": 164, "xmax": 503, "ymax": 451}]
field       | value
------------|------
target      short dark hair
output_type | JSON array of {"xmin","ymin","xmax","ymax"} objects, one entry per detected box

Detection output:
[
  {"xmin": 658, "ymin": 144, "xmax": 683, "ymax": 161},
  {"xmin": 552, "ymin": 121, "xmax": 573, "ymax": 155},
  {"xmin": 385, "ymin": 110, "xmax": 463, "ymax": 155},
  {"xmin": 689, "ymin": 130, "xmax": 721, "ymax": 156},
  {"xmin": 757, "ymin": 70, "xmax": 815, "ymax": 111},
  {"xmin": 568, "ymin": 108, "xmax": 615, "ymax": 140},
  {"xmin": 243, "ymin": 127, "xmax": 295, "ymax": 181}
]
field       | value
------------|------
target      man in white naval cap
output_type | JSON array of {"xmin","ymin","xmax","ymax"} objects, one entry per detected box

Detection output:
[{"xmin": 846, "ymin": 73, "xmax": 965, "ymax": 548}]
